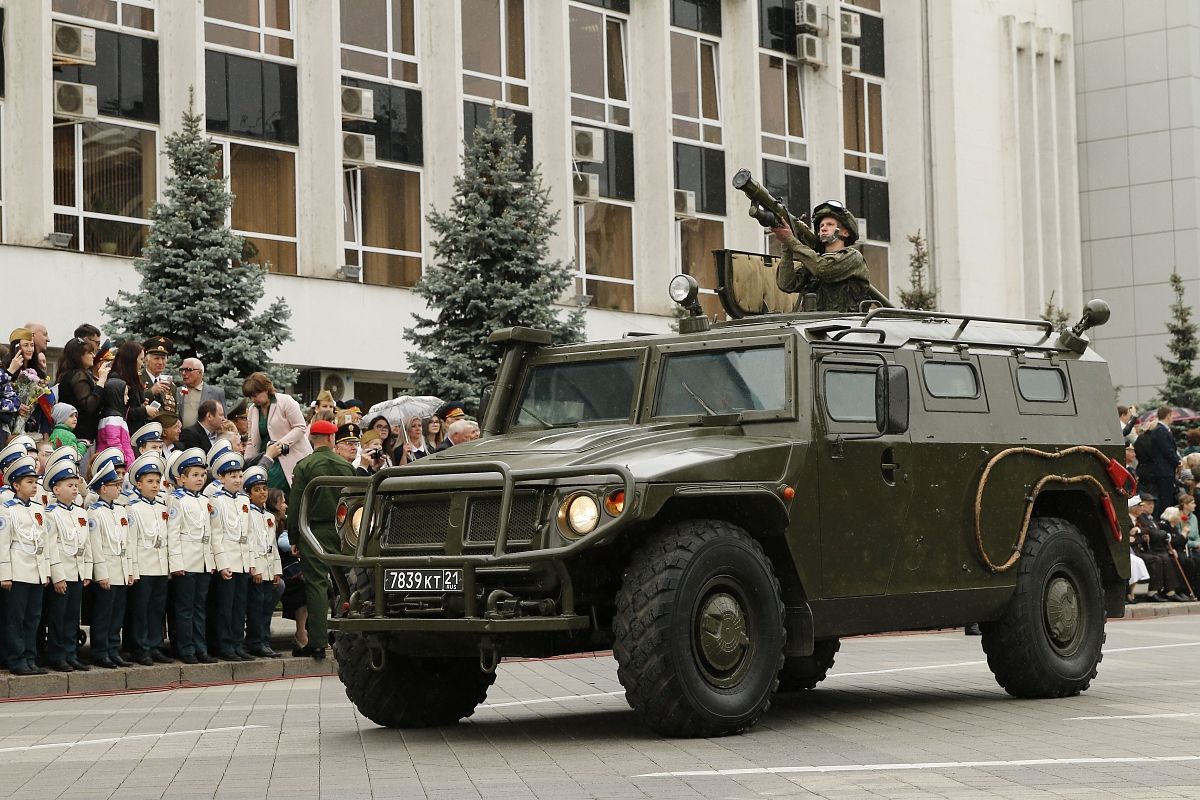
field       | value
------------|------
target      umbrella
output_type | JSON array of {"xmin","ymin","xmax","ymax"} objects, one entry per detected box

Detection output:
[
  {"xmin": 364, "ymin": 395, "xmax": 443, "ymax": 428},
  {"xmin": 1137, "ymin": 407, "xmax": 1200, "ymax": 425}
]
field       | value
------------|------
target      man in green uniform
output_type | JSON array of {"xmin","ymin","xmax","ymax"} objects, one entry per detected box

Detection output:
[
  {"xmin": 771, "ymin": 200, "xmax": 873, "ymax": 313},
  {"xmin": 286, "ymin": 419, "xmax": 356, "ymax": 658}
]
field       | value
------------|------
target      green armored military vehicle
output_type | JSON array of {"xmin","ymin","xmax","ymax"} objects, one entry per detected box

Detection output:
[{"xmin": 297, "ymin": 270, "xmax": 1133, "ymax": 739}]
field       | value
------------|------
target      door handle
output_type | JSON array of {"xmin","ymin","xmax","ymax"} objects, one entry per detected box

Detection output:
[{"xmin": 880, "ymin": 447, "xmax": 899, "ymax": 486}]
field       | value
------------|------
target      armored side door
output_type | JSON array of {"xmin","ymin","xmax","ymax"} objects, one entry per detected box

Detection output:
[{"xmin": 813, "ymin": 349, "xmax": 915, "ymax": 597}]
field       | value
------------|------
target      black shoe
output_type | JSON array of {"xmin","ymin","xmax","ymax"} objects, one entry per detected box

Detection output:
[
  {"xmin": 196, "ymin": 653, "xmax": 217, "ymax": 664},
  {"xmin": 1169, "ymin": 592, "xmax": 1189, "ymax": 602},
  {"xmin": 67, "ymin": 658, "xmax": 91, "ymax": 671},
  {"xmin": 292, "ymin": 644, "xmax": 326, "ymax": 660},
  {"xmin": 134, "ymin": 653, "xmax": 154, "ymax": 666},
  {"xmin": 964, "ymin": 623, "xmax": 982, "ymax": 636},
  {"xmin": 215, "ymin": 652, "xmax": 241, "ymax": 662},
  {"xmin": 151, "ymin": 650, "xmax": 174, "ymax": 664},
  {"xmin": 248, "ymin": 647, "xmax": 281, "ymax": 659},
  {"xmin": 48, "ymin": 661, "xmax": 74, "ymax": 673},
  {"xmin": 235, "ymin": 651, "xmax": 255, "ymax": 661},
  {"xmin": 10, "ymin": 665, "xmax": 41, "ymax": 676},
  {"xmin": 93, "ymin": 657, "xmax": 117, "ymax": 669},
  {"xmin": 179, "ymin": 654, "xmax": 198, "ymax": 665},
  {"xmin": 111, "ymin": 655, "xmax": 134, "ymax": 667},
  {"xmin": 1150, "ymin": 592, "xmax": 1169, "ymax": 602}
]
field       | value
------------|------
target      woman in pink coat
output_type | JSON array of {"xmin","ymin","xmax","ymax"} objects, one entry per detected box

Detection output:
[{"xmin": 241, "ymin": 372, "xmax": 313, "ymax": 490}]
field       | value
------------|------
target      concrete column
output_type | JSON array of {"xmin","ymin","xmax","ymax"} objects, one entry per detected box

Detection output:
[
  {"xmin": 528, "ymin": 1, "xmax": 573, "ymax": 273},
  {"xmin": 157, "ymin": 0, "xmax": 204, "ymax": 183},
  {"xmin": 804, "ymin": 7, "xmax": 844, "ymax": 207},
  {"xmin": 295, "ymin": 0, "xmax": 343, "ymax": 278},
  {"xmin": 723, "ymin": 0, "xmax": 766, "ymax": 254},
  {"xmin": 419, "ymin": 0, "xmax": 464, "ymax": 262},
  {"xmin": 630, "ymin": 1, "xmax": 674, "ymax": 315},
  {"xmin": 5, "ymin": 2, "xmax": 53, "ymax": 247}
]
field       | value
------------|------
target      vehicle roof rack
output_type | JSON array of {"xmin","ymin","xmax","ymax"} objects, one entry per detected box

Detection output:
[{"xmin": 859, "ymin": 307, "xmax": 1055, "ymax": 344}]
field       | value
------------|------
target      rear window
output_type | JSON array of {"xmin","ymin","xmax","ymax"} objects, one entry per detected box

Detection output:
[
  {"xmin": 1016, "ymin": 366, "xmax": 1068, "ymax": 402},
  {"xmin": 922, "ymin": 362, "xmax": 979, "ymax": 398},
  {"xmin": 825, "ymin": 370, "xmax": 876, "ymax": 422}
]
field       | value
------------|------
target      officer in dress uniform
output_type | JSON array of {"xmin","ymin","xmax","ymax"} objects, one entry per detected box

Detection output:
[
  {"xmin": 0, "ymin": 455, "xmax": 59, "ymax": 675},
  {"xmin": 126, "ymin": 453, "xmax": 172, "ymax": 665},
  {"xmin": 166, "ymin": 447, "xmax": 220, "ymax": 664},
  {"xmin": 131, "ymin": 422, "xmax": 164, "ymax": 456},
  {"xmin": 242, "ymin": 466, "xmax": 282, "ymax": 658},
  {"xmin": 209, "ymin": 450, "xmax": 252, "ymax": 661},
  {"xmin": 88, "ymin": 459, "xmax": 138, "ymax": 669},
  {"xmin": 43, "ymin": 459, "xmax": 92, "ymax": 672},
  {"xmin": 141, "ymin": 336, "xmax": 178, "ymax": 418}
]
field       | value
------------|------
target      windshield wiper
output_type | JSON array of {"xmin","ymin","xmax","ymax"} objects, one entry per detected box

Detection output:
[
  {"xmin": 681, "ymin": 381, "xmax": 718, "ymax": 416},
  {"xmin": 518, "ymin": 406, "xmax": 554, "ymax": 429}
]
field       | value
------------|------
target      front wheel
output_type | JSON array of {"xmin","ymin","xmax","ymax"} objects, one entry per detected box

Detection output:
[
  {"xmin": 613, "ymin": 519, "xmax": 785, "ymax": 737},
  {"xmin": 981, "ymin": 516, "xmax": 1106, "ymax": 698}
]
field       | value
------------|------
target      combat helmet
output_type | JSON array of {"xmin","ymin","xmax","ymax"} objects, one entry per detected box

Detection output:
[{"xmin": 812, "ymin": 200, "xmax": 859, "ymax": 246}]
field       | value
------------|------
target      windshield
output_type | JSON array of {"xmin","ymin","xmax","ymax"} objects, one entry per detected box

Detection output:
[
  {"xmin": 513, "ymin": 357, "xmax": 640, "ymax": 428},
  {"xmin": 656, "ymin": 346, "xmax": 788, "ymax": 417}
]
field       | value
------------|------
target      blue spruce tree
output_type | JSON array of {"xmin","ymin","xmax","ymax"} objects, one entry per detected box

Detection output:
[{"xmin": 405, "ymin": 110, "xmax": 585, "ymax": 403}]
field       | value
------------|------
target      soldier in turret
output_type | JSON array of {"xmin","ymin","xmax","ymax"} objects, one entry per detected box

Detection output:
[{"xmin": 772, "ymin": 200, "xmax": 873, "ymax": 313}]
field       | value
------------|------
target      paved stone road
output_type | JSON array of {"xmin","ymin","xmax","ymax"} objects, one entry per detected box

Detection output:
[{"xmin": 2, "ymin": 614, "xmax": 1200, "ymax": 799}]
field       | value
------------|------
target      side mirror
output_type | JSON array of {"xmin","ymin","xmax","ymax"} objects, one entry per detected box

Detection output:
[
  {"xmin": 478, "ymin": 382, "xmax": 495, "ymax": 423},
  {"xmin": 874, "ymin": 365, "xmax": 909, "ymax": 435}
]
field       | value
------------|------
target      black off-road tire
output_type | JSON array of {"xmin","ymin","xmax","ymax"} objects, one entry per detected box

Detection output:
[
  {"xmin": 334, "ymin": 569, "xmax": 496, "ymax": 727},
  {"xmin": 613, "ymin": 519, "xmax": 785, "ymax": 738},
  {"xmin": 778, "ymin": 638, "xmax": 840, "ymax": 692},
  {"xmin": 980, "ymin": 517, "xmax": 1106, "ymax": 698}
]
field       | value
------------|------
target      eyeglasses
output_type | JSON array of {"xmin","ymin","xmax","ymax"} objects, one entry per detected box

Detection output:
[{"xmin": 180, "ymin": 367, "xmax": 200, "ymax": 372}]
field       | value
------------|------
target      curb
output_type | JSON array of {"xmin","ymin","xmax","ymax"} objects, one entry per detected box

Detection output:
[{"xmin": 1120, "ymin": 598, "xmax": 1200, "ymax": 620}]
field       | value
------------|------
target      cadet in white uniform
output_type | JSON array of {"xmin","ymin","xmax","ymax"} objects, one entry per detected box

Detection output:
[
  {"xmin": 166, "ymin": 448, "xmax": 219, "ymax": 664},
  {"xmin": 0, "ymin": 437, "xmax": 37, "ymax": 505},
  {"xmin": 88, "ymin": 460, "xmax": 138, "ymax": 669},
  {"xmin": 242, "ymin": 466, "xmax": 282, "ymax": 658},
  {"xmin": 0, "ymin": 455, "xmax": 59, "ymax": 675},
  {"xmin": 43, "ymin": 459, "xmax": 92, "ymax": 672},
  {"xmin": 126, "ymin": 453, "xmax": 172, "ymax": 665},
  {"xmin": 131, "ymin": 422, "xmax": 164, "ymax": 457},
  {"xmin": 209, "ymin": 450, "xmax": 252, "ymax": 660}
]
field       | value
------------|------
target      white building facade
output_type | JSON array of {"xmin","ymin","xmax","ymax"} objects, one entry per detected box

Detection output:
[{"xmin": 1, "ymin": 0, "xmax": 1080, "ymax": 407}]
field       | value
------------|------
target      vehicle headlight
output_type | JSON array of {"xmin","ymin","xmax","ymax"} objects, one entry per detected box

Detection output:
[
  {"xmin": 340, "ymin": 503, "xmax": 364, "ymax": 548},
  {"xmin": 558, "ymin": 492, "xmax": 600, "ymax": 537}
]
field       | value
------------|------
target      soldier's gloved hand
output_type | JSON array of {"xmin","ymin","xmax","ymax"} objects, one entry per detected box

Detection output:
[{"xmin": 770, "ymin": 226, "xmax": 798, "ymax": 247}]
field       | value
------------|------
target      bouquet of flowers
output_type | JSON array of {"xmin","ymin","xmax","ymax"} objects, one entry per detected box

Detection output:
[{"xmin": 13, "ymin": 368, "xmax": 53, "ymax": 435}]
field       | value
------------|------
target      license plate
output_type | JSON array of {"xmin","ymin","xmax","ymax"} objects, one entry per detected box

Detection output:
[{"xmin": 384, "ymin": 568, "xmax": 463, "ymax": 593}]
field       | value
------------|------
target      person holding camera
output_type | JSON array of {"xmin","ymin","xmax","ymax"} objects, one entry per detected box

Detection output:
[
  {"xmin": 354, "ymin": 429, "xmax": 391, "ymax": 475},
  {"xmin": 242, "ymin": 372, "xmax": 312, "ymax": 492}
]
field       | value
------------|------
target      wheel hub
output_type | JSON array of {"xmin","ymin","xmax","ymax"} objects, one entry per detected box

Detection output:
[
  {"xmin": 695, "ymin": 590, "xmax": 751, "ymax": 687},
  {"xmin": 1045, "ymin": 574, "xmax": 1081, "ymax": 652}
]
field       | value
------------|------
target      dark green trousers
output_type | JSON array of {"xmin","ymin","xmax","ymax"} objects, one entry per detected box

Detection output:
[{"xmin": 297, "ymin": 526, "xmax": 338, "ymax": 647}]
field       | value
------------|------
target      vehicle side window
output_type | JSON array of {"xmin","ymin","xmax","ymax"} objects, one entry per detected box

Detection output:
[
  {"xmin": 922, "ymin": 362, "xmax": 979, "ymax": 399},
  {"xmin": 824, "ymin": 369, "xmax": 876, "ymax": 422},
  {"xmin": 656, "ymin": 346, "xmax": 787, "ymax": 417},
  {"xmin": 1016, "ymin": 366, "xmax": 1068, "ymax": 402}
]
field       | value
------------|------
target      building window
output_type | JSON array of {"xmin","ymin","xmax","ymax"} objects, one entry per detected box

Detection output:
[
  {"xmin": 461, "ymin": 0, "xmax": 528, "ymax": 107},
  {"xmin": 343, "ymin": 165, "xmax": 422, "ymax": 288},
  {"xmin": 53, "ymin": 121, "xmax": 157, "ymax": 257},
  {"xmin": 213, "ymin": 139, "xmax": 298, "ymax": 275},
  {"xmin": 53, "ymin": 30, "xmax": 159, "ymax": 123},
  {"xmin": 569, "ymin": 2, "xmax": 629, "ymax": 126},
  {"xmin": 757, "ymin": 0, "xmax": 796, "ymax": 56},
  {"xmin": 674, "ymin": 143, "xmax": 725, "ymax": 216},
  {"xmin": 759, "ymin": 53, "xmax": 805, "ymax": 162},
  {"xmin": 671, "ymin": 31, "xmax": 720, "ymax": 144},
  {"xmin": 575, "ymin": 202, "xmax": 634, "ymax": 312},
  {"xmin": 844, "ymin": 175, "xmax": 889, "ymax": 242},
  {"xmin": 843, "ymin": 73, "xmax": 885, "ymax": 176},
  {"xmin": 856, "ymin": 10, "xmax": 885, "ymax": 77},
  {"xmin": 671, "ymin": 0, "xmax": 720, "ymax": 36},
  {"xmin": 340, "ymin": 0, "xmax": 418, "ymax": 84},
  {"xmin": 464, "ymin": 102, "xmax": 532, "ymax": 174},
  {"xmin": 205, "ymin": 0, "xmax": 294, "ymax": 60},
  {"xmin": 678, "ymin": 218, "xmax": 724, "ymax": 318},
  {"xmin": 53, "ymin": 0, "xmax": 155, "ymax": 32},
  {"xmin": 762, "ymin": 159, "xmax": 809, "ymax": 256},
  {"xmin": 576, "ymin": 128, "xmax": 634, "ymax": 201},
  {"xmin": 205, "ymin": 50, "xmax": 299, "ymax": 145},
  {"xmin": 343, "ymin": 77, "xmax": 423, "ymax": 166}
]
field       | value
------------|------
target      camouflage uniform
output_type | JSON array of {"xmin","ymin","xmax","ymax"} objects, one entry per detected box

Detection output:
[{"xmin": 775, "ymin": 235, "xmax": 873, "ymax": 313}]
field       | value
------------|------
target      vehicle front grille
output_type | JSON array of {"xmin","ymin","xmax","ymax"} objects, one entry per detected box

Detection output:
[
  {"xmin": 464, "ymin": 491, "xmax": 543, "ymax": 547},
  {"xmin": 379, "ymin": 497, "xmax": 451, "ymax": 548}
]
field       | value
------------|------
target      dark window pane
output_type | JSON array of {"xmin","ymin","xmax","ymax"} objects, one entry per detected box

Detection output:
[
  {"xmin": 262, "ymin": 61, "xmax": 298, "ymax": 144},
  {"xmin": 762, "ymin": 159, "xmax": 809, "ymax": 219},
  {"xmin": 844, "ymin": 174, "xmax": 889, "ymax": 241},
  {"xmin": 205, "ymin": 51, "xmax": 229, "ymax": 132},
  {"xmin": 758, "ymin": 0, "xmax": 795, "ymax": 55},
  {"xmin": 575, "ymin": 0, "xmax": 629, "ymax": 11},
  {"xmin": 608, "ymin": 129, "xmax": 634, "ymax": 200},
  {"xmin": 227, "ymin": 55, "xmax": 264, "ymax": 138},
  {"xmin": 672, "ymin": 0, "xmax": 721, "ymax": 35},
  {"xmin": 92, "ymin": 30, "xmax": 120, "ymax": 117},
  {"xmin": 463, "ymin": 101, "xmax": 530, "ymax": 173},
  {"xmin": 674, "ymin": 142, "xmax": 702, "ymax": 202},
  {"xmin": 1, "ymin": 9, "xmax": 8, "ymax": 98},
  {"xmin": 701, "ymin": 147, "xmax": 725, "ymax": 215},
  {"xmin": 859, "ymin": 13, "xmax": 885, "ymax": 78},
  {"xmin": 53, "ymin": 30, "xmax": 158, "ymax": 123},
  {"xmin": 344, "ymin": 78, "xmax": 423, "ymax": 165}
]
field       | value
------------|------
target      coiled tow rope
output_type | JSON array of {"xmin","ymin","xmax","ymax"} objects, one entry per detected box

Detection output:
[{"xmin": 974, "ymin": 445, "xmax": 1135, "ymax": 573}]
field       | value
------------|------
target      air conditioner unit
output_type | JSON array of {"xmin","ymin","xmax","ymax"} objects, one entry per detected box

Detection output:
[
  {"xmin": 841, "ymin": 43, "xmax": 861, "ymax": 71},
  {"xmin": 342, "ymin": 132, "xmax": 377, "ymax": 167},
  {"xmin": 336, "ymin": 264, "xmax": 362, "ymax": 281},
  {"xmin": 793, "ymin": 1, "xmax": 822, "ymax": 33},
  {"xmin": 53, "ymin": 80, "xmax": 98, "ymax": 122},
  {"xmin": 571, "ymin": 126, "xmax": 604, "ymax": 164},
  {"xmin": 340, "ymin": 86, "xmax": 374, "ymax": 122},
  {"xmin": 840, "ymin": 10, "xmax": 862, "ymax": 40},
  {"xmin": 796, "ymin": 34, "xmax": 824, "ymax": 67},
  {"xmin": 52, "ymin": 22, "xmax": 96, "ymax": 66},
  {"xmin": 673, "ymin": 189, "xmax": 696, "ymax": 220},
  {"xmin": 573, "ymin": 171, "xmax": 600, "ymax": 201},
  {"xmin": 321, "ymin": 371, "xmax": 348, "ymax": 402}
]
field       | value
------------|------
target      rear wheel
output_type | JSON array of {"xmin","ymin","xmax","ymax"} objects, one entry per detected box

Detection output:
[
  {"xmin": 778, "ymin": 638, "xmax": 840, "ymax": 692},
  {"xmin": 981, "ymin": 517, "xmax": 1105, "ymax": 698},
  {"xmin": 613, "ymin": 519, "xmax": 785, "ymax": 737}
]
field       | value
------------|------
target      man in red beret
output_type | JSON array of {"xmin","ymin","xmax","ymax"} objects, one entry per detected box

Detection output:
[{"xmin": 285, "ymin": 417, "xmax": 355, "ymax": 658}]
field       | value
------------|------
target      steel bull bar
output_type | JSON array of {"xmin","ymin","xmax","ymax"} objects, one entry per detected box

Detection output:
[{"xmin": 296, "ymin": 460, "xmax": 636, "ymax": 630}]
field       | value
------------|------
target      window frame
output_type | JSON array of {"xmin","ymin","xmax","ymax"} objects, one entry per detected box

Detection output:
[
  {"xmin": 1011, "ymin": 362, "xmax": 1076, "ymax": 416},
  {"xmin": 52, "ymin": 115, "xmax": 160, "ymax": 256},
  {"xmin": 52, "ymin": 0, "xmax": 158, "ymax": 35},
  {"xmin": 670, "ymin": 27, "xmax": 721, "ymax": 145},
  {"xmin": 340, "ymin": 0, "xmax": 420, "ymax": 88},
  {"xmin": 758, "ymin": 50, "xmax": 807, "ymax": 164},
  {"xmin": 204, "ymin": 0, "xmax": 296, "ymax": 64},
  {"xmin": 574, "ymin": 197, "xmax": 637, "ymax": 313},
  {"xmin": 461, "ymin": 0, "xmax": 530, "ymax": 109},
  {"xmin": 508, "ymin": 346, "xmax": 649, "ymax": 432},
  {"xmin": 648, "ymin": 338, "xmax": 795, "ymax": 424},
  {"xmin": 211, "ymin": 135, "xmax": 299, "ymax": 274},
  {"xmin": 342, "ymin": 160, "xmax": 424, "ymax": 287},
  {"xmin": 918, "ymin": 356, "xmax": 990, "ymax": 413},
  {"xmin": 568, "ymin": 0, "xmax": 631, "ymax": 129},
  {"xmin": 843, "ymin": 71, "xmax": 887, "ymax": 179}
]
